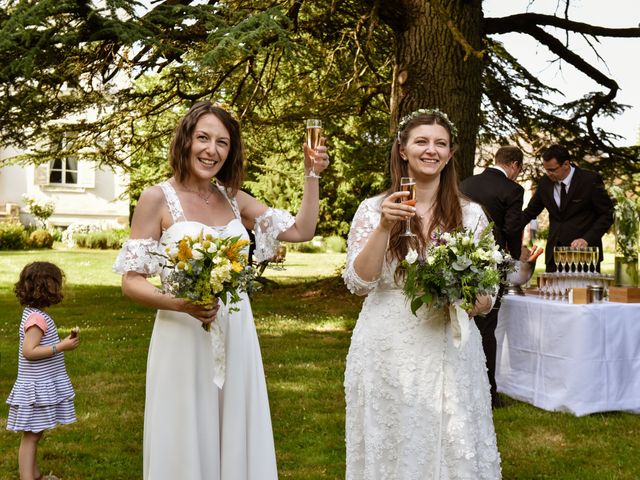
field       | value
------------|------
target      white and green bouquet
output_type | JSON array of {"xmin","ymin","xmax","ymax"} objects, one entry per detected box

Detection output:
[{"xmin": 402, "ymin": 224, "xmax": 512, "ymax": 316}]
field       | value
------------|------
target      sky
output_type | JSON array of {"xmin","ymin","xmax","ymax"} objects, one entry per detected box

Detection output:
[{"xmin": 483, "ymin": 0, "xmax": 640, "ymax": 147}]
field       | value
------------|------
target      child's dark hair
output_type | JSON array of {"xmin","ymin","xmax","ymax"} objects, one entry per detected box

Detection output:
[{"xmin": 14, "ymin": 262, "xmax": 65, "ymax": 308}]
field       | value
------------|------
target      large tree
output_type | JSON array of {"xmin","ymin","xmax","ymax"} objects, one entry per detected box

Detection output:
[{"xmin": 1, "ymin": 0, "xmax": 638, "ymax": 233}]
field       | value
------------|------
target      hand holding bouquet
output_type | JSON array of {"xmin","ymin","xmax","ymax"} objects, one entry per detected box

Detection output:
[
  {"xmin": 402, "ymin": 224, "xmax": 513, "ymax": 322},
  {"xmin": 158, "ymin": 231, "xmax": 254, "ymax": 331}
]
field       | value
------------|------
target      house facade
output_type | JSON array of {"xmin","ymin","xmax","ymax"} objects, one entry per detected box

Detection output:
[{"xmin": 0, "ymin": 145, "xmax": 130, "ymax": 229}]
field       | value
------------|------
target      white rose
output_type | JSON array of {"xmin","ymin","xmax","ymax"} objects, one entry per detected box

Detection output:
[
  {"xmin": 191, "ymin": 243, "xmax": 204, "ymax": 260},
  {"xmin": 426, "ymin": 255, "xmax": 435, "ymax": 265},
  {"xmin": 405, "ymin": 248, "xmax": 419, "ymax": 264},
  {"xmin": 492, "ymin": 250, "xmax": 504, "ymax": 263}
]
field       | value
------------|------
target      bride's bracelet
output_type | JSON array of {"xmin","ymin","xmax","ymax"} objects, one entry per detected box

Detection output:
[{"xmin": 304, "ymin": 173, "xmax": 320, "ymax": 180}]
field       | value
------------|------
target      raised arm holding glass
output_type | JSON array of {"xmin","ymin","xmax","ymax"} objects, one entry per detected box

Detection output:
[{"xmin": 113, "ymin": 101, "xmax": 328, "ymax": 480}]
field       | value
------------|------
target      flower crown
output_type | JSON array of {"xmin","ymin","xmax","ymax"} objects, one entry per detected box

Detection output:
[{"xmin": 397, "ymin": 108, "xmax": 458, "ymax": 144}]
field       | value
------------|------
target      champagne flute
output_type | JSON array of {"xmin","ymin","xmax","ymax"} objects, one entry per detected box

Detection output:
[
  {"xmin": 567, "ymin": 247, "xmax": 575, "ymax": 273},
  {"xmin": 589, "ymin": 246, "xmax": 598, "ymax": 274},
  {"xmin": 581, "ymin": 247, "xmax": 590, "ymax": 275},
  {"xmin": 399, "ymin": 177, "xmax": 417, "ymax": 237},
  {"xmin": 305, "ymin": 119, "xmax": 322, "ymax": 178},
  {"xmin": 553, "ymin": 246, "xmax": 562, "ymax": 273}
]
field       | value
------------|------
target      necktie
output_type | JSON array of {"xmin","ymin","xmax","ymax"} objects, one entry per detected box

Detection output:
[{"xmin": 560, "ymin": 182, "xmax": 567, "ymax": 210}]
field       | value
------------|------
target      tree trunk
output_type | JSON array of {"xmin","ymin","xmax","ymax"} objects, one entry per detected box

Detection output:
[{"xmin": 380, "ymin": 0, "xmax": 484, "ymax": 179}]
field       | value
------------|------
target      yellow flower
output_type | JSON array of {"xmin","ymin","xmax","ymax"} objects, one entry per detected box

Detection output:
[
  {"xmin": 231, "ymin": 261, "xmax": 243, "ymax": 272},
  {"xmin": 177, "ymin": 239, "xmax": 193, "ymax": 262},
  {"xmin": 225, "ymin": 239, "xmax": 250, "ymax": 259}
]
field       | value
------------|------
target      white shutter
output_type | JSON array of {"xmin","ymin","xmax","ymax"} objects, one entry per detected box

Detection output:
[
  {"xmin": 77, "ymin": 160, "xmax": 96, "ymax": 188},
  {"xmin": 34, "ymin": 163, "xmax": 50, "ymax": 185}
]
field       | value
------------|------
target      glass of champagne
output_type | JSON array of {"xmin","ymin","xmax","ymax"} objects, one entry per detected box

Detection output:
[
  {"xmin": 399, "ymin": 177, "xmax": 416, "ymax": 237},
  {"xmin": 589, "ymin": 246, "xmax": 598, "ymax": 274},
  {"xmin": 566, "ymin": 247, "xmax": 576, "ymax": 273},
  {"xmin": 554, "ymin": 246, "xmax": 562, "ymax": 273},
  {"xmin": 581, "ymin": 247, "xmax": 591, "ymax": 275},
  {"xmin": 305, "ymin": 119, "xmax": 323, "ymax": 178}
]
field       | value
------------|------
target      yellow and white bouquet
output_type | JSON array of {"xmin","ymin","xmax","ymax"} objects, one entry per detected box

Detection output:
[{"xmin": 159, "ymin": 231, "xmax": 254, "ymax": 331}]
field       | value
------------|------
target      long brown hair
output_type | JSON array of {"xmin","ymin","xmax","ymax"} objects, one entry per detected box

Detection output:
[
  {"xmin": 387, "ymin": 111, "xmax": 463, "ymax": 265},
  {"xmin": 169, "ymin": 101, "xmax": 245, "ymax": 195}
]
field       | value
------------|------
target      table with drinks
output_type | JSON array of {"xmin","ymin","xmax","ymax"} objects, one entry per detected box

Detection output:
[{"xmin": 495, "ymin": 246, "xmax": 640, "ymax": 416}]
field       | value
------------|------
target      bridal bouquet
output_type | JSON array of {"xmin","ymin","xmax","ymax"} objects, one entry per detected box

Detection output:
[
  {"xmin": 402, "ymin": 225, "xmax": 512, "ymax": 315},
  {"xmin": 158, "ymin": 231, "xmax": 254, "ymax": 331}
]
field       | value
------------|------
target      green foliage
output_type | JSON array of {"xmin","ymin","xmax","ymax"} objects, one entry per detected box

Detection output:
[
  {"xmin": 27, "ymin": 228, "xmax": 54, "ymax": 249},
  {"xmin": 0, "ymin": 222, "xmax": 28, "ymax": 250},
  {"xmin": 73, "ymin": 229, "xmax": 129, "ymax": 250},
  {"xmin": 537, "ymin": 226, "xmax": 549, "ymax": 241},
  {"xmin": 324, "ymin": 235, "xmax": 347, "ymax": 253},
  {"xmin": 608, "ymin": 185, "xmax": 640, "ymax": 262},
  {"xmin": 21, "ymin": 195, "xmax": 55, "ymax": 227},
  {"xmin": 0, "ymin": 0, "xmax": 638, "ymax": 235}
]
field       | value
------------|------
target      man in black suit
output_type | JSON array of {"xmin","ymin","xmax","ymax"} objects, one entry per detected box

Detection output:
[
  {"xmin": 460, "ymin": 145, "xmax": 527, "ymax": 408},
  {"xmin": 522, "ymin": 144, "xmax": 614, "ymax": 273}
]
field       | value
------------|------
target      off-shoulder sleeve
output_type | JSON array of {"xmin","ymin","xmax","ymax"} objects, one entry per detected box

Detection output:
[
  {"xmin": 253, "ymin": 208, "xmax": 295, "ymax": 264},
  {"xmin": 342, "ymin": 197, "xmax": 383, "ymax": 296},
  {"xmin": 112, "ymin": 238, "xmax": 163, "ymax": 276}
]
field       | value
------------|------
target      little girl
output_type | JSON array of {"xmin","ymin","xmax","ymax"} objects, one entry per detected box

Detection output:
[{"xmin": 6, "ymin": 262, "xmax": 81, "ymax": 480}]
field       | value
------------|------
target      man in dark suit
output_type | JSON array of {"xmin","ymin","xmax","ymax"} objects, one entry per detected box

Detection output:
[
  {"xmin": 522, "ymin": 144, "xmax": 614, "ymax": 272},
  {"xmin": 460, "ymin": 145, "xmax": 526, "ymax": 408}
]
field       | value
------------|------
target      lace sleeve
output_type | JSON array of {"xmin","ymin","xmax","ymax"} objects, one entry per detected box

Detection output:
[
  {"xmin": 253, "ymin": 208, "xmax": 295, "ymax": 264},
  {"xmin": 112, "ymin": 238, "xmax": 164, "ymax": 276},
  {"xmin": 342, "ymin": 197, "xmax": 383, "ymax": 296}
]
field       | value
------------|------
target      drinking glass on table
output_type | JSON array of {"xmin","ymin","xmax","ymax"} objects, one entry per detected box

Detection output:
[
  {"xmin": 553, "ymin": 246, "xmax": 563, "ymax": 273},
  {"xmin": 305, "ymin": 119, "xmax": 323, "ymax": 178},
  {"xmin": 399, "ymin": 177, "xmax": 417, "ymax": 237},
  {"xmin": 588, "ymin": 246, "xmax": 598, "ymax": 274}
]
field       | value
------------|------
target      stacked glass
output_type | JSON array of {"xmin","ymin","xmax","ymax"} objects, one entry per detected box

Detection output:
[{"xmin": 537, "ymin": 246, "xmax": 614, "ymax": 301}]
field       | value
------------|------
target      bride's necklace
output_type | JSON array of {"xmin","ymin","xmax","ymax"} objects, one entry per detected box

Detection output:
[{"xmin": 184, "ymin": 185, "xmax": 214, "ymax": 204}]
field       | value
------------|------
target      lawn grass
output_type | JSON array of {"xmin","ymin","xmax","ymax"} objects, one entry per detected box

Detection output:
[{"xmin": 1, "ymin": 247, "xmax": 639, "ymax": 479}]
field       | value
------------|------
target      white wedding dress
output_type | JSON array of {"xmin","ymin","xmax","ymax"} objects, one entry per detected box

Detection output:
[
  {"xmin": 114, "ymin": 181, "xmax": 294, "ymax": 480},
  {"xmin": 343, "ymin": 195, "xmax": 502, "ymax": 480}
]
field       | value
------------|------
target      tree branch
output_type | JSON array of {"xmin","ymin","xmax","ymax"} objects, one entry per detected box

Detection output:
[{"xmin": 484, "ymin": 13, "xmax": 640, "ymax": 38}]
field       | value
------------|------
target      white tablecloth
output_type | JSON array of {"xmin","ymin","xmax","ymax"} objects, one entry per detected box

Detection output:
[{"xmin": 495, "ymin": 295, "xmax": 640, "ymax": 416}]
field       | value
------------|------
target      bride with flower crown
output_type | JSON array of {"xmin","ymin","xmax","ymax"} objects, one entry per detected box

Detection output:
[{"xmin": 343, "ymin": 109, "xmax": 502, "ymax": 479}]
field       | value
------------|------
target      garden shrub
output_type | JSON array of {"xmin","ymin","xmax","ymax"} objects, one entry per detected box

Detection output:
[
  {"xmin": 74, "ymin": 229, "xmax": 129, "ymax": 249},
  {"xmin": 324, "ymin": 235, "xmax": 346, "ymax": 253},
  {"xmin": 290, "ymin": 235, "xmax": 325, "ymax": 253},
  {"xmin": 28, "ymin": 229, "xmax": 54, "ymax": 249},
  {"xmin": 0, "ymin": 222, "xmax": 28, "ymax": 250}
]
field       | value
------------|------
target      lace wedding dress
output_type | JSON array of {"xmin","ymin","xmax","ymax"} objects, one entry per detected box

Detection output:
[
  {"xmin": 343, "ymin": 195, "xmax": 502, "ymax": 480},
  {"xmin": 113, "ymin": 181, "xmax": 294, "ymax": 480}
]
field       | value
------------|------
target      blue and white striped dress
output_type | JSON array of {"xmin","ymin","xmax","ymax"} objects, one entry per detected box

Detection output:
[{"xmin": 6, "ymin": 307, "xmax": 76, "ymax": 432}]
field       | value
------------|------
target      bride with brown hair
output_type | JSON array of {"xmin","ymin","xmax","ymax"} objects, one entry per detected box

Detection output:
[
  {"xmin": 343, "ymin": 109, "xmax": 501, "ymax": 479},
  {"xmin": 114, "ymin": 100, "xmax": 329, "ymax": 480}
]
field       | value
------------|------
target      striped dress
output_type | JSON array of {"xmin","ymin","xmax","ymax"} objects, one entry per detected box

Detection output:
[{"xmin": 6, "ymin": 307, "xmax": 76, "ymax": 432}]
